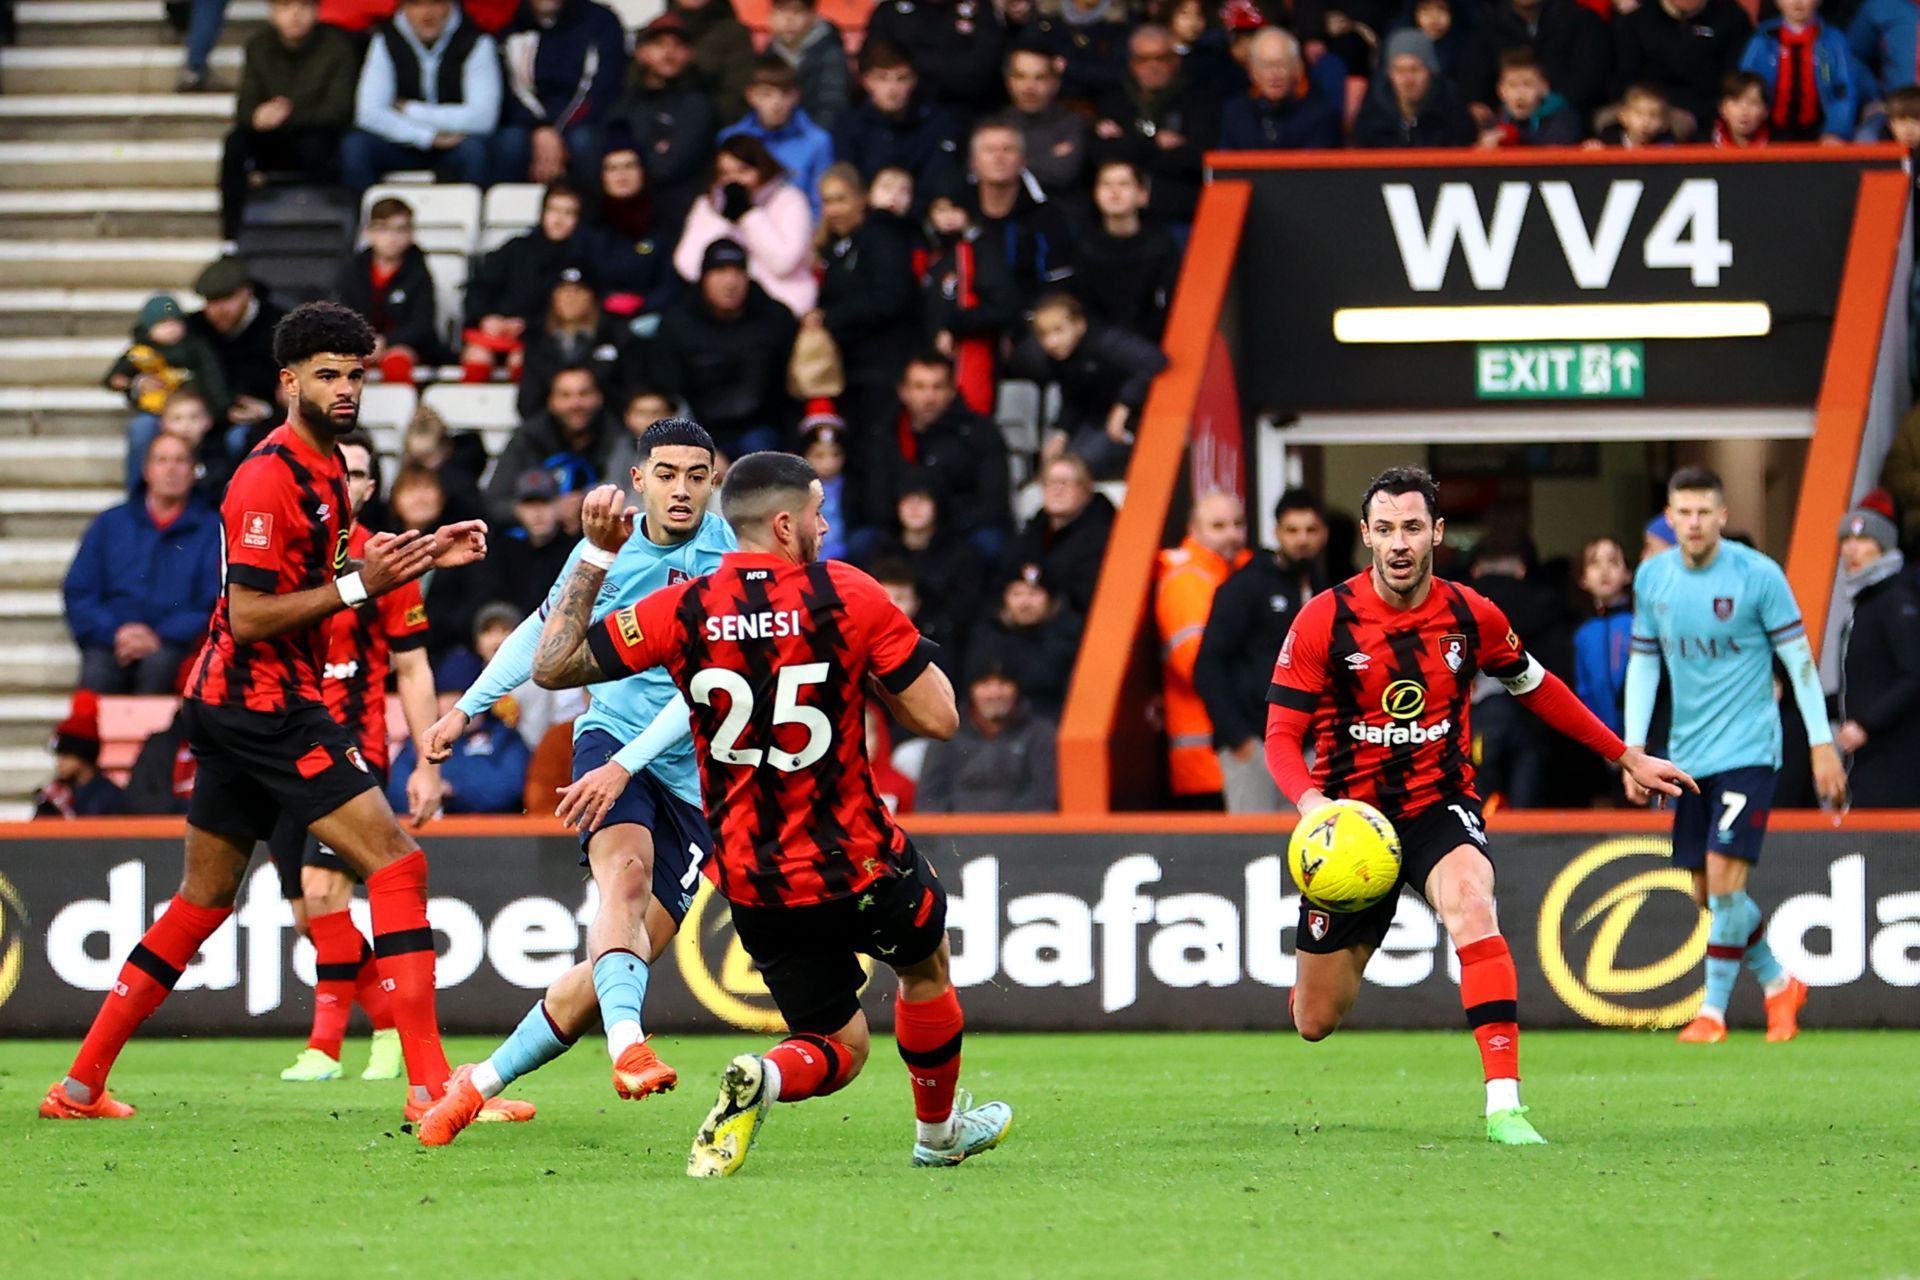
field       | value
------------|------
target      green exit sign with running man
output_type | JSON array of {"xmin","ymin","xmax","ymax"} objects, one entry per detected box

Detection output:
[{"xmin": 1474, "ymin": 342, "xmax": 1644, "ymax": 400}]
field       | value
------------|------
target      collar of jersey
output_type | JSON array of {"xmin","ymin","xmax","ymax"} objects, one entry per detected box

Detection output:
[{"xmin": 721, "ymin": 550, "xmax": 796, "ymax": 571}]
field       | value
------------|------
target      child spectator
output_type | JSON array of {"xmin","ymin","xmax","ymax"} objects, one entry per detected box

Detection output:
[
  {"xmin": 153, "ymin": 386, "xmax": 238, "ymax": 501},
  {"xmin": 833, "ymin": 39, "xmax": 964, "ymax": 189},
  {"xmin": 493, "ymin": 0, "xmax": 627, "ymax": 186},
  {"xmin": 917, "ymin": 178, "xmax": 1021, "ymax": 415},
  {"xmin": 675, "ymin": 135, "xmax": 818, "ymax": 317},
  {"xmin": 869, "ymin": 164, "xmax": 916, "ymax": 218},
  {"xmin": 399, "ymin": 403, "xmax": 487, "ymax": 522},
  {"xmin": 800, "ymin": 411, "xmax": 861, "ymax": 561},
  {"xmin": 220, "ymin": 0, "xmax": 356, "ymax": 239},
  {"xmin": 106, "ymin": 295, "xmax": 231, "ymax": 436},
  {"xmin": 334, "ymin": 196, "xmax": 446, "ymax": 384},
  {"xmin": 600, "ymin": 15, "xmax": 717, "ymax": 235},
  {"xmin": 1572, "ymin": 535, "xmax": 1634, "ymax": 737},
  {"xmin": 1352, "ymin": 30, "xmax": 1479, "ymax": 148},
  {"xmin": 1713, "ymin": 69, "xmax": 1772, "ymax": 146},
  {"xmin": 1218, "ymin": 29, "xmax": 1342, "ymax": 151},
  {"xmin": 389, "ymin": 651, "xmax": 532, "ymax": 813},
  {"xmin": 1478, "ymin": 47, "xmax": 1583, "ymax": 146},
  {"xmin": 1885, "ymin": 84, "xmax": 1920, "ymax": 148},
  {"xmin": 461, "ymin": 181, "xmax": 590, "ymax": 380},
  {"xmin": 916, "ymin": 658, "xmax": 1059, "ymax": 813},
  {"xmin": 517, "ymin": 270, "xmax": 629, "ymax": 417},
  {"xmin": 720, "ymin": 56, "xmax": 836, "ymax": 216},
  {"xmin": 125, "ymin": 384, "xmax": 217, "ymax": 491},
  {"xmin": 1738, "ymin": 0, "xmax": 1861, "ymax": 143},
  {"xmin": 1460, "ymin": 0, "xmax": 1610, "ymax": 120},
  {"xmin": 814, "ymin": 164, "xmax": 922, "ymax": 435},
  {"xmin": 766, "ymin": 0, "xmax": 851, "ymax": 132},
  {"xmin": 1075, "ymin": 158, "xmax": 1180, "ymax": 342},
  {"xmin": 1408, "ymin": 0, "xmax": 1472, "ymax": 84},
  {"xmin": 1011, "ymin": 290, "xmax": 1168, "ymax": 481},
  {"xmin": 1591, "ymin": 83, "xmax": 1676, "ymax": 147},
  {"xmin": 34, "ymin": 694, "xmax": 127, "ymax": 819}
]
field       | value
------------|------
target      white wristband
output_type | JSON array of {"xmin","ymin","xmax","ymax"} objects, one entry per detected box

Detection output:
[
  {"xmin": 580, "ymin": 544, "xmax": 618, "ymax": 570},
  {"xmin": 336, "ymin": 571, "xmax": 369, "ymax": 607}
]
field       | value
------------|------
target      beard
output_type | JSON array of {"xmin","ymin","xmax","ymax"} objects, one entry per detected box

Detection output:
[
  {"xmin": 795, "ymin": 523, "xmax": 821, "ymax": 564},
  {"xmin": 299, "ymin": 391, "xmax": 358, "ymax": 435}
]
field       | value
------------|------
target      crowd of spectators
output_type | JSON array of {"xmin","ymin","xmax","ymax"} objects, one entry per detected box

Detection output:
[{"xmin": 45, "ymin": 0, "xmax": 1920, "ymax": 817}]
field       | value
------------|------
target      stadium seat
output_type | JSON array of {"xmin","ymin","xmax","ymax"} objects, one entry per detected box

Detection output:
[
  {"xmin": 422, "ymin": 383, "xmax": 519, "ymax": 454},
  {"xmin": 422, "ymin": 251, "xmax": 469, "ymax": 349},
  {"xmin": 96, "ymin": 695, "xmax": 179, "ymax": 787},
  {"xmin": 236, "ymin": 184, "xmax": 356, "ymax": 311},
  {"xmin": 995, "ymin": 379, "xmax": 1043, "ymax": 459},
  {"xmin": 480, "ymin": 183, "xmax": 545, "ymax": 254},
  {"xmin": 362, "ymin": 182, "xmax": 481, "ymax": 256},
  {"xmin": 603, "ymin": 0, "xmax": 668, "ymax": 31},
  {"xmin": 357, "ymin": 381, "xmax": 419, "ymax": 472}
]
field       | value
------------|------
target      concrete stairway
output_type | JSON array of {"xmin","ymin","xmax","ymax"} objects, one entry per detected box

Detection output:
[{"xmin": 0, "ymin": 0, "xmax": 257, "ymax": 813}]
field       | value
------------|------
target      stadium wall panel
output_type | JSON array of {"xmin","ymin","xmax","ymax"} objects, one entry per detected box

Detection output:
[{"xmin": 1, "ymin": 818, "xmax": 1916, "ymax": 1034}]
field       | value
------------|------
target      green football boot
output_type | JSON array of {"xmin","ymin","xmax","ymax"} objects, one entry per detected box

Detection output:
[
  {"xmin": 279, "ymin": 1048, "xmax": 342, "ymax": 1082},
  {"xmin": 360, "ymin": 1028, "xmax": 403, "ymax": 1081},
  {"xmin": 1486, "ymin": 1106, "xmax": 1548, "ymax": 1145}
]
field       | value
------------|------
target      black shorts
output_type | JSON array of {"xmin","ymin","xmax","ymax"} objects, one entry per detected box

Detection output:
[
  {"xmin": 726, "ymin": 844, "xmax": 947, "ymax": 1035},
  {"xmin": 1296, "ymin": 796, "xmax": 1491, "ymax": 955},
  {"xmin": 1670, "ymin": 765, "xmax": 1777, "ymax": 871},
  {"xmin": 268, "ymin": 763, "xmax": 388, "ymax": 899},
  {"xmin": 184, "ymin": 700, "xmax": 381, "ymax": 848}
]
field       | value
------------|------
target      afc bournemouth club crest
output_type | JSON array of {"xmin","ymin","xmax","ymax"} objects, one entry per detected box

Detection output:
[
  {"xmin": 1306, "ymin": 909, "xmax": 1330, "ymax": 942},
  {"xmin": 1440, "ymin": 632, "xmax": 1466, "ymax": 673},
  {"xmin": 1713, "ymin": 596, "xmax": 1734, "ymax": 621}
]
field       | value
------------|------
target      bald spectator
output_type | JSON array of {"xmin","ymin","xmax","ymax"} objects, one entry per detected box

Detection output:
[
  {"xmin": 1353, "ymin": 30, "xmax": 1478, "ymax": 148},
  {"xmin": 966, "ymin": 118, "xmax": 1077, "ymax": 305},
  {"xmin": 1219, "ymin": 28, "xmax": 1342, "ymax": 151},
  {"xmin": 1194, "ymin": 488, "xmax": 1328, "ymax": 813},
  {"xmin": 1157, "ymin": 491, "xmax": 1251, "ymax": 808},
  {"xmin": 1005, "ymin": 43, "xmax": 1091, "ymax": 199},
  {"xmin": 1613, "ymin": 0, "xmax": 1752, "ymax": 135},
  {"xmin": 1094, "ymin": 24, "xmax": 1220, "ymax": 230},
  {"xmin": 64, "ymin": 435, "xmax": 223, "ymax": 695}
]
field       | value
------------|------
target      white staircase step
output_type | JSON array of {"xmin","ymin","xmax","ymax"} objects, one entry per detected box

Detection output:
[
  {"xmin": 0, "ymin": 45, "xmax": 242, "ymax": 92},
  {"xmin": 0, "ymin": 141, "xmax": 222, "ymax": 188},
  {"xmin": 0, "ymin": 590, "xmax": 66, "ymax": 619},
  {"xmin": 0, "ymin": 94, "xmax": 237, "ymax": 118},
  {"xmin": 0, "ymin": 336, "xmax": 125, "ymax": 384},
  {"xmin": 0, "ymin": 694, "xmax": 74, "ymax": 722},
  {"xmin": 0, "ymin": 190, "xmax": 219, "ymax": 215},
  {"xmin": 19, "ymin": 0, "xmax": 266, "ymax": 22},
  {"xmin": 0, "ymin": 644, "xmax": 80, "ymax": 694},
  {"xmin": 0, "ymin": 538, "xmax": 82, "ymax": 588},
  {"xmin": 0, "ymin": 239, "xmax": 224, "ymax": 287},
  {"xmin": 0, "ymin": 387, "xmax": 125, "ymax": 413},
  {"xmin": 0, "ymin": 487, "xmax": 120, "ymax": 515},
  {"xmin": 0, "ymin": 189, "xmax": 222, "ymax": 241},
  {"xmin": 0, "ymin": 287, "xmax": 195, "ymax": 312},
  {"xmin": 0, "ymin": 437, "xmax": 126, "ymax": 485}
]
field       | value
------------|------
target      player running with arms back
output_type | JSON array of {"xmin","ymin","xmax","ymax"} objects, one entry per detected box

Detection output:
[
  {"xmin": 42, "ymin": 303, "xmax": 488, "ymax": 1122},
  {"xmin": 1265, "ymin": 468, "xmax": 1694, "ymax": 1145},
  {"xmin": 416, "ymin": 419, "xmax": 736, "ymax": 1146},
  {"xmin": 532, "ymin": 452, "xmax": 1013, "ymax": 1176},
  {"xmin": 1623, "ymin": 466, "xmax": 1838, "ymax": 1044}
]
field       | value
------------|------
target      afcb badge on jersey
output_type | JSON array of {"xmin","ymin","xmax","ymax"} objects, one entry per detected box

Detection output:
[
  {"xmin": 1307, "ymin": 909, "xmax": 1330, "ymax": 942},
  {"xmin": 1714, "ymin": 596, "xmax": 1734, "ymax": 621},
  {"xmin": 1441, "ymin": 633, "xmax": 1466, "ymax": 673}
]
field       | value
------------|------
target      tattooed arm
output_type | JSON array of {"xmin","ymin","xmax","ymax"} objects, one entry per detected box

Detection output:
[{"xmin": 532, "ymin": 556, "xmax": 611, "ymax": 689}]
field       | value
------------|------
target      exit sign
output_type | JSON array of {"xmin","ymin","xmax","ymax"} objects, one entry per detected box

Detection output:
[{"xmin": 1475, "ymin": 342, "xmax": 1644, "ymax": 400}]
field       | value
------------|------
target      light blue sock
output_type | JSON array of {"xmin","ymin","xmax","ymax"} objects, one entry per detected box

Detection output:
[
  {"xmin": 591, "ymin": 949, "xmax": 650, "ymax": 1060},
  {"xmin": 482, "ymin": 1001, "xmax": 570, "ymax": 1092},
  {"xmin": 1702, "ymin": 894, "xmax": 1746, "ymax": 1020},
  {"xmin": 1735, "ymin": 891, "xmax": 1785, "ymax": 988}
]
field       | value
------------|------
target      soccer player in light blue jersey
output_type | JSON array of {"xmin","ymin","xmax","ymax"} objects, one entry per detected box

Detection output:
[
  {"xmin": 415, "ymin": 419, "xmax": 736, "ymax": 1146},
  {"xmin": 1623, "ymin": 466, "xmax": 1847, "ymax": 1044}
]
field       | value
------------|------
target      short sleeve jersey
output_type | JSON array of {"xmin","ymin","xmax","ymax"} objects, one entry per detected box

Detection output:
[
  {"xmin": 1267, "ymin": 571, "xmax": 1527, "ymax": 821},
  {"xmin": 1630, "ymin": 540, "xmax": 1804, "ymax": 776},
  {"xmin": 589, "ymin": 552, "xmax": 937, "ymax": 909},
  {"xmin": 186, "ymin": 425, "xmax": 351, "ymax": 714},
  {"xmin": 322, "ymin": 522, "xmax": 429, "ymax": 772}
]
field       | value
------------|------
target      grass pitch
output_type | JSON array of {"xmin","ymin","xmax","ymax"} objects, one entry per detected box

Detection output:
[{"xmin": 0, "ymin": 1030, "xmax": 1914, "ymax": 1280}]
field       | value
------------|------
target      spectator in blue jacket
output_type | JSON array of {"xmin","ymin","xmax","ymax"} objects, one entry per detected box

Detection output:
[
  {"xmin": 1849, "ymin": 0, "xmax": 1917, "ymax": 100},
  {"xmin": 833, "ymin": 39, "xmax": 963, "ymax": 189},
  {"xmin": 64, "ymin": 434, "xmax": 223, "ymax": 695},
  {"xmin": 720, "ymin": 55, "xmax": 836, "ymax": 215},
  {"xmin": 493, "ymin": 0, "xmax": 627, "ymax": 186},
  {"xmin": 388, "ymin": 650, "xmax": 533, "ymax": 813},
  {"xmin": 1219, "ymin": 29, "xmax": 1342, "ymax": 151},
  {"xmin": 1572, "ymin": 535, "xmax": 1634, "ymax": 738},
  {"xmin": 341, "ymin": 0, "xmax": 501, "ymax": 192},
  {"xmin": 1739, "ymin": 0, "xmax": 1864, "ymax": 143}
]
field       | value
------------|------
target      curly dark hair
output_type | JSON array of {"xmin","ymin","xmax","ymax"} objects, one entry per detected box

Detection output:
[
  {"xmin": 642, "ymin": 416, "xmax": 716, "ymax": 460},
  {"xmin": 1361, "ymin": 466, "xmax": 1440, "ymax": 521},
  {"xmin": 271, "ymin": 300, "xmax": 376, "ymax": 368}
]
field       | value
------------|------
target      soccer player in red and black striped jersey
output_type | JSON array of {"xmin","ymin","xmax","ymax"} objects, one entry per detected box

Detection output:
[
  {"xmin": 41, "ymin": 303, "xmax": 491, "ymax": 1124},
  {"xmin": 1264, "ymin": 467, "xmax": 1694, "ymax": 1146},
  {"xmin": 530, "ymin": 452, "xmax": 1014, "ymax": 1176}
]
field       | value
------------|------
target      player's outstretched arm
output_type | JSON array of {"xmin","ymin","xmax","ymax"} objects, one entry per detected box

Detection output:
[
  {"xmin": 1505, "ymin": 656, "xmax": 1697, "ymax": 798},
  {"xmin": 227, "ymin": 530, "xmax": 436, "ymax": 646}
]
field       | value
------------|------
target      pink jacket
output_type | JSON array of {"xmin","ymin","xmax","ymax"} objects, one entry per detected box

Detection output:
[{"xmin": 672, "ymin": 179, "xmax": 817, "ymax": 317}]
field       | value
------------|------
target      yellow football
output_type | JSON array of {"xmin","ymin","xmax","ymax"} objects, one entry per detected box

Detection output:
[{"xmin": 1286, "ymin": 798, "xmax": 1404, "ymax": 913}]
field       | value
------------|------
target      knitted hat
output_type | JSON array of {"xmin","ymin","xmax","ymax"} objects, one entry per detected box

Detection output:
[
  {"xmin": 1382, "ymin": 30, "xmax": 1440, "ymax": 76},
  {"xmin": 1838, "ymin": 489, "xmax": 1898, "ymax": 550},
  {"xmin": 137, "ymin": 293, "xmax": 185, "ymax": 331},
  {"xmin": 50, "ymin": 690, "xmax": 102, "ymax": 765}
]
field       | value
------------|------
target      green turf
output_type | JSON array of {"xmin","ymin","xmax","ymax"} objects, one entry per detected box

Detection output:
[{"xmin": 1, "ymin": 1031, "xmax": 1915, "ymax": 1279}]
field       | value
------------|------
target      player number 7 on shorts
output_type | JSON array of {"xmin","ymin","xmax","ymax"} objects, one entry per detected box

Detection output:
[
  {"xmin": 690, "ymin": 662, "xmax": 832, "ymax": 772},
  {"xmin": 1717, "ymin": 791, "xmax": 1747, "ymax": 839}
]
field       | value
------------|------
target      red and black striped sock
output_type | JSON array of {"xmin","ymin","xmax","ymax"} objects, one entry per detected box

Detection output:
[
  {"xmin": 764, "ymin": 1033, "xmax": 857, "ymax": 1101},
  {"xmin": 66, "ymin": 896, "xmax": 232, "ymax": 1099},
  {"xmin": 305, "ymin": 909, "xmax": 361, "ymax": 1059},
  {"xmin": 352, "ymin": 934, "xmax": 395, "ymax": 1031},
  {"xmin": 1457, "ymin": 935, "xmax": 1520, "ymax": 1083},
  {"xmin": 894, "ymin": 985, "xmax": 965, "ymax": 1125},
  {"xmin": 365, "ymin": 851, "xmax": 450, "ymax": 1097}
]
